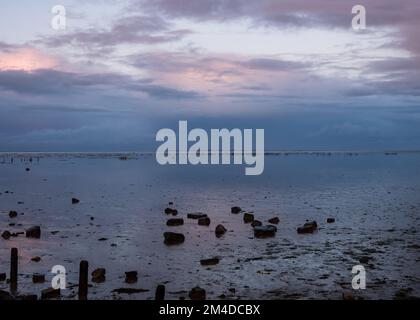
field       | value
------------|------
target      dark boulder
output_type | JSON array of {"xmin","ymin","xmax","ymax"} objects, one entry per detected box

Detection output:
[
  {"xmin": 254, "ymin": 225, "xmax": 277, "ymax": 238},
  {"xmin": 164, "ymin": 208, "xmax": 178, "ymax": 215},
  {"xmin": 71, "ymin": 197, "xmax": 80, "ymax": 204},
  {"xmin": 198, "ymin": 217, "xmax": 211, "ymax": 226},
  {"xmin": 163, "ymin": 232, "xmax": 185, "ymax": 245},
  {"xmin": 243, "ymin": 213, "xmax": 254, "ymax": 223},
  {"xmin": 215, "ymin": 224, "xmax": 227, "ymax": 237},
  {"xmin": 327, "ymin": 218, "xmax": 335, "ymax": 223},
  {"xmin": 187, "ymin": 213, "xmax": 207, "ymax": 219},
  {"xmin": 268, "ymin": 217, "xmax": 280, "ymax": 224},
  {"xmin": 1, "ymin": 231, "xmax": 11, "ymax": 240},
  {"xmin": 125, "ymin": 271, "xmax": 138, "ymax": 284},
  {"xmin": 251, "ymin": 220, "xmax": 262, "ymax": 228},
  {"xmin": 41, "ymin": 288, "xmax": 60, "ymax": 300},
  {"xmin": 26, "ymin": 226, "xmax": 41, "ymax": 238},
  {"xmin": 92, "ymin": 268, "xmax": 106, "ymax": 283},
  {"xmin": 231, "ymin": 207, "xmax": 241, "ymax": 214},
  {"xmin": 166, "ymin": 218, "xmax": 184, "ymax": 226},
  {"xmin": 189, "ymin": 287, "xmax": 206, "ymax": 300},
  {"xmin": 200, "ymin": 258, "xmax": 220, "ymax": 266},
  {"xmin": 297, "ymin": 221, "xmax": 318, "ymax": 234},
  {"xmin": 9, "ymin": 211, "xmax": 18, "ymax": 218},
  {"xmin": 32, "ymin": 273, "xmax": 45, "ymax": 283}
]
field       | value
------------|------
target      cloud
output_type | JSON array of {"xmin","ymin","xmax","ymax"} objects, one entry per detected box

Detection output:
[
  {"xmin": 41, "ymin": 14, "xmax": 192, "ymax": 50},
  {"xmin": 0, "ymin": 68, "xmax": 202, "ymax": 99}
]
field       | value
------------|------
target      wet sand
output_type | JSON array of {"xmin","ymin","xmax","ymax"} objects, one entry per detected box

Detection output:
[{"xmin": 1, "ymin": 152, "xmax": 419, "ymax": 300}]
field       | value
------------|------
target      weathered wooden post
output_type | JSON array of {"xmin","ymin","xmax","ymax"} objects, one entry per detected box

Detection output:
[
  {"xmin": 155, "ymin": 284, "xmax": 165, "ymax": 300},
  {"xmin": 78, "ymin": 260, "xmax": 88, "ymax": 300},
  {"xmin": 10, "ymin": 248, "xmax": 18, "ymax": 292}
]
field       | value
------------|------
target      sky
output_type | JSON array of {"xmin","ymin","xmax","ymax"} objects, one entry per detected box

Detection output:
[{"xmin": 0, "ymin": 0, "xmax": 419, "ymax": 151}]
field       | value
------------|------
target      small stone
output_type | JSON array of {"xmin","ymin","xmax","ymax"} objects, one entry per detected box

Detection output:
[
  {"xmin": 254, "ymin": 225, "xmax": 277, "ymax": 238},
  {"xmin": 243, "ymin": 213, "xmax": 254, "ymax": 223},
  {"xmin": 9, "ymin": 211, "xmax": 18, "ymax": 218},
  {"xmin": 71, "ymin": 197, "xmax": 80, "ymax": 204},
  {"xmin": 31, "ymin": 256, "xmax": 41, "ymax": 262},
  {"xmin": 164, "ymin": 208, "xmax": 178, "ymax": 215},
  {"xmin": 26, "ymin": 226, "xmax": 41, "ymax": 238},
  {"xmin": 231, "ymin": 206, "xmax": 241, "ymax": 214},
  {"xmin": 1, "ymin": 230, "xmax": 11, "ymax": 240},
  {"xmin": 327, "ymin": 218, "xmax": 335, "ymax": 223},
  {"xmin": 215, "ymin": 224, "xmax": 227, "ymax": 237},
  {"xmin": 198, "ymin": 217, "xmax": 211, "ymax": 226},
  {"xmin": 342, "ymin": 292, "xmax": 355, "ymax": 300},
  {"xmin": 41, "ymin": 288, "xmax": 60, "ymax": 300},
  {"xmin": 200, "ymin": 258, "xmax": 220, "ymax": 266},
  {"xmin": 251, "ymin": 220, "xmax": 262, "ymax": 227},
  {"xmin": 166, "ymin": 218, "xmax": 184, "ymax": 226},
  {"xmin": 187, "ymin": 213, "xmax": 207, "ymax": 219},
  {"xmin": 92, "ymin": 268, "xmax": 106, "ymax": 283},
  {"xmin": 359, "ymin": 256, "xmax": 370, "ymax": 264},
  {"xmin": 32, "ymin": 273, "xmax": 45, "ymax": 283},
  {"xmin": 297, "ymin": 221, "xmax": 318, "ymax": 234},
  {"xmin": 189, "ymin": 287, "xmax": 206, "ymax": 300},
  {"xmin": 25, "ymin": 168, "xmax": 30, "ymax": 172},
  {"xmin": 268, "ymin": 217, "xmax": 280, "ymax": 224},
  {"xmin": 125, "ymin": 271, "xmax": 138, "ymax": 284},
  {"xmin": 163, "ymin": 232, "xmax": 185, "ymax": 245}
]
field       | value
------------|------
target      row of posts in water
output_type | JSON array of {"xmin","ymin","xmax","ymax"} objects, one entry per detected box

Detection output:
[{"xmin": 8, "ymin": 248, "xmax": 165, "ymax": 300}]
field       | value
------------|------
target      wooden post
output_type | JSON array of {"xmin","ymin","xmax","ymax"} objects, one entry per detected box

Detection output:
[
  {"xmin": 155, "ymin": 284, "xmax": 165, "ymax": 300},
  {"xmin": 10, "ymin": 248, "xmax": 18, "ymax": 293},
  {"xmin": 78, "ymin": 260, "xmax": 88, "ymax": 300}
]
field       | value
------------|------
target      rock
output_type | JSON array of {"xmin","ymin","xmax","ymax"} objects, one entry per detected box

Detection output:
[
  {"xmin": 251, "ymin": 220, "xmax": 262, "ymax": 227},
  {"xmin": 9, "ymin": 211, "xmax": 18, "ymax": 218},
  {"xmin": 254, "ymin": 225, "xmax": 277, "ymax": 238},
  {"xmin": 327, "ymin": 218, "xmax": 335, "ymax": 223},
  {"xmin": 98, "ymin": 237, "xmax": 108, "ymax": 241},
  {"xmin": 342, "ymin": 292, "xmax": 355, "ymax": 300},
  {"xmin": 32, "ymin": 273, "xmax": 45, "ymax": 283},
  {"xmin": 26, "ymin": 226, "xmax": 41, "ymax": 238},
  {"xmin": 41, "ymin": 288, "xmax": 60, "ymax": 300},
  {"xmin": 268, "ymin": 217, "xmax": 280, "ymax": 224},
  {"xmin": 0, "ymin": 273, "xmax": 6, "ymax": 281},
  {"xmin": 215, "ymin": 224, "xmax": 227, "ymax": 237},
  {"xmin": 0, "ymin": 290, "xmax": 15, "ymax": 300},
  {"xmin": 31, "ymin": 256, "xmax": 41, "ymax": 262},
  {"xmin": 71, "ymin": 197, "xmax": 80, "ymax": 204},
  {"xmin": 231, "ymin": 206, "xmax": 241, "ymax": 214},
  {"xmin": 166, "ymin": 218, "xmax": 184, "ymax": 226},
  {"xmin": 189, "ymin": 287, "xmax": 206, "ymax": 300},
  {"xmin": 187, "ymin": 213, "xmax": 207, "ymax": 219},
  {"xmin": 198, "ymin": 217, "xmax": 211, "ymax": 226},
  {"xmin": 200, "ymin": 258, "xmax": 220, "ymax": 266},
  {"xmin": 163, "ymin": 232, "xmax": 185, "ymax": 245},
  {"xmin": 164, "ymin": 208, "xmax": 178, "ymax": 215},
  {"xmin": 1, "ymin": 230, "xmax": 11, "ymax": 240},
  {"xmin": 92, "ymin": 268, "xmax": 106, "ymax": 283},
  {"xmin": 359, "ymin": 256, "xmax": 370, "ymax": 264},
  {"xmin": 125, "ymin": 271, "xmax": 138, "ymax": 284},
  {"xmin": 297, "ymin": 221, "xmax": 318, "ymax": 234},
  {"xmin": 243, "ymin": 213, "xmax": 254, "ymax": 223},
  {"xmin": 25, "ymin": 168, "xmax": 30, "ymax": 172}
]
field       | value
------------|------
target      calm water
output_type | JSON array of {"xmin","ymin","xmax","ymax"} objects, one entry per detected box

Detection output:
[{"xmin": 0, "ymin": 152, "xmax": 420, "ymax": 299}]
